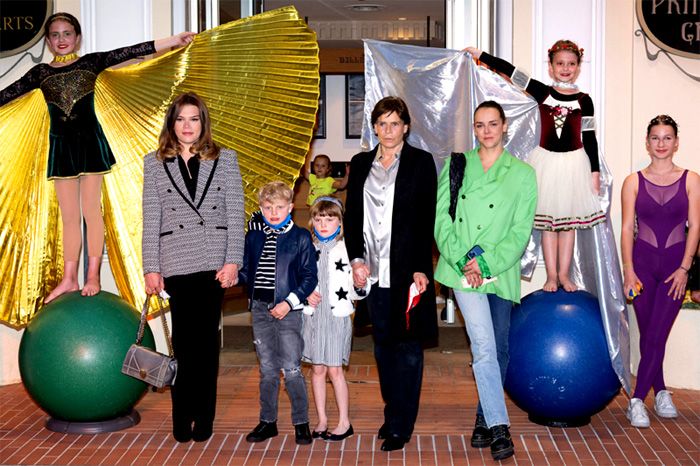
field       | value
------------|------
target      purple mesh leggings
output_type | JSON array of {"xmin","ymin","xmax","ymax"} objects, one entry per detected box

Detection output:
[{"xmin": 631, "ymin": 240, "xmax": 684, "ymax": 400}]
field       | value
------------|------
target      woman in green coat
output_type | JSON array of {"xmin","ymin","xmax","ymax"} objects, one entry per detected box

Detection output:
[{"xmin": 434, "ymin": 101, "xmax": 537, "ymax": 461}]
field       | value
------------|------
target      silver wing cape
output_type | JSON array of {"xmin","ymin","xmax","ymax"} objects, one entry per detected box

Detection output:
[{"xmin": 362, "ymin": 39, "xmax": 631, "ymax": 393}]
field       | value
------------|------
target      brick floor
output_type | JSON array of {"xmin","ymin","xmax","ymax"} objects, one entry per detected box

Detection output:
[{"xmin": 0, "ymin": 351, "xmax": 698, "ymax": 465}]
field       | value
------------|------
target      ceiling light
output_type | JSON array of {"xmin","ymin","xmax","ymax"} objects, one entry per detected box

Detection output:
[
  {"xmin": 398, "ymin": 17, "xmax": 407, "ymax": 21},
  {"xmin": 345, "ymin": 3, "xmax": 385, "ymax": 12}
]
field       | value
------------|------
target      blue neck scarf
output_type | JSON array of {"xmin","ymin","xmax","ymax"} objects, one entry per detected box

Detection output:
[
  {"xmin": 263, "ymin": 213, "xmax": 292, "ymax": 230},
  {"xmin": 314, "ymin": 226, "xmax": 341, "ymax": 243}
]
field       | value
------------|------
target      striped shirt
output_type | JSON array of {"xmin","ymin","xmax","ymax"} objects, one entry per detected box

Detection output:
[{"xmin": 253, "ymin": 221, "xmax": 292, "ymax": 302}]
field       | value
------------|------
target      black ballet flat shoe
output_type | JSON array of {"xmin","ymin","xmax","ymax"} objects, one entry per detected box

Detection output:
[
  {"xmin": 245, "ymin": 421, "xmax": 278, "ymax": 443},
  {"xmin": 312, "ymin": 429, "xmax": 328, "ymax": 439},
  {"xmin": 380, "ymin": 434, "xmax": 407, "ymax": 452},
  {"xmin": 470, "ymin": 414, "xmax": 491, "ymax": 448},
  {"xmin": 326, "ymin": 425, "xmax": 354, "ymax": 441}
]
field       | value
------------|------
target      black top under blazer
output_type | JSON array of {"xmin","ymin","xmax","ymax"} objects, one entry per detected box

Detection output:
[
  {"xmin": 142, "ymin": 148, "xmax": 246, "ymax": 278},
  {"xmin": 344, "ymin": 142, "xmax": 438, "ymax": 343}
]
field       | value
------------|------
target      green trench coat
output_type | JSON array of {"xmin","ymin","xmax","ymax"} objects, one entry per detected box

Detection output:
[{"xmin": 434, "ymin": 148, "xmax": 537, "ymax": 303}]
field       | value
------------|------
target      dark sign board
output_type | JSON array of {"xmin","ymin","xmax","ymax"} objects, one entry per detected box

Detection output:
[
  {"xmin": 636, "ymin": 0, "xmax": 700, "ymax": 59},
  {"xmin": 0, "ymin": 0, "xmax": 53, "ymax": 58}
]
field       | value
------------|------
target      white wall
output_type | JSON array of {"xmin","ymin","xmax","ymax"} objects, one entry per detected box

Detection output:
[{"xmin": 309, "ymin": 75, "xmax": 364, "ymax": 162}]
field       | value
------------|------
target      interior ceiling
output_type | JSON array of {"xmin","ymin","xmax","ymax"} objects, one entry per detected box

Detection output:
[
  {"xmin": 220, "ymin": 1, "xmax": 446, "ymax": 48},
  {"xmin": 264, "ymin": 0, "xmax": 445, "ymax": 22}
]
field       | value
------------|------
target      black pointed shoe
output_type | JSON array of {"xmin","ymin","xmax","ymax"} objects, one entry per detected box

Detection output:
[
  {"xmin": 312, "ymin": 429, "xmax": 328, "ymax": 439},
  {"xmin": 192, "ymin": 423, "xmax": 213, "ymax": 443},
  {"xmin": 327, "ymin": 425, "xmax": 354, "ymax": 441},
  {"xmin": 245, "ymin": 421, "xmax": 278, "ymax": 442},
  {"xmin": 380, "ymin": 434, "xmax": 407, "ymax": 452},
  {"xmin": 377, "ymin": 423, "xmax": 389, "ymax": 440},
  {"xmin": 295, "ymin": 423, "xmax": 313, "ymax": 445},
  {"xmin": 489, "ymin": 424, "xmax": 515, "ymax": 461},
  {"xmin": 173, "ymin": 426, "xmax": 192, "ymax": 443},
  {"xmin": 470, "ymin": 414, "xmax": 491, "ymax": 448}
]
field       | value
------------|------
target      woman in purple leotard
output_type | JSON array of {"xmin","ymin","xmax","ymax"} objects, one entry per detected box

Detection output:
[{"xmin": 621, "ymin": 115, "xmax": 700, "ymax": 428}]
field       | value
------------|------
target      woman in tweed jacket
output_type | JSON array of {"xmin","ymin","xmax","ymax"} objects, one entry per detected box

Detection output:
[{"xmin": 141, "ymin": 93, "xmax": 245, "ymax": 443}]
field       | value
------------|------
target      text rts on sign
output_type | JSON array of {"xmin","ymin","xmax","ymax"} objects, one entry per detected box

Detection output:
[{"xmin": 0, "ymin": 0, "xmax": 53, "ymax": 58}]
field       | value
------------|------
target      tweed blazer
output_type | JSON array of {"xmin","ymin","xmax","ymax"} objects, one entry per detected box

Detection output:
[{"xmin": 142, "ymin": 148, "xmax": 245, "ymax": 278}]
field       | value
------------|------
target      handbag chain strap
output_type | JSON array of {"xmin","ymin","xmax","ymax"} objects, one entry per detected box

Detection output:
[{"xmin": 136, "ymin": 296, "xmax": 175, "ymax": 357}]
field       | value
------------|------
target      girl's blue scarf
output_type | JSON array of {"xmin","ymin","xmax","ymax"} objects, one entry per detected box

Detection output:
[{"xmin": 314, "ymin": 226, "xmax": 341, "ymax": 243}]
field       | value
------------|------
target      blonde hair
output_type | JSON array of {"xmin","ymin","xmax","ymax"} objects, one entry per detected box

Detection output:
[
  {"xmin": 258, "ymin": 181, "xmax": 294, "ymax": 204},
  {"xmin": 308, "ymin": 198, "xmax": 344, "ymax": 241}
]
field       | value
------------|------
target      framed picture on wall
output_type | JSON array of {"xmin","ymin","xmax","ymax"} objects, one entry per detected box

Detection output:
[
  {"xmin": 314, "ymin": 75, "xmax": 326, "ymax": 139},
  {"xmin": 345, "ymin": 74, "xmax": 365, "ymax": 139}
]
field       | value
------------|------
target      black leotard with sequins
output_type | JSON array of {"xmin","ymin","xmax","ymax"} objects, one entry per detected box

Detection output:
[{"xmin": 0, "ymin": 42, "xmax": 155, "ymax": 179}]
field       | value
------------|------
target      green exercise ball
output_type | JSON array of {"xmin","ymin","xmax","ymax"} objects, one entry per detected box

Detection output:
[{"xmin": 19, "ymin": 291, "xmax": 155, "ymax": 423}]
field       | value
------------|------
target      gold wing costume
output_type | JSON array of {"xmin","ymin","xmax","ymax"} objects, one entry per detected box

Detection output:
[{"xmin": 0, "ymin": 7, "xmax": 319, "ymax": 327}]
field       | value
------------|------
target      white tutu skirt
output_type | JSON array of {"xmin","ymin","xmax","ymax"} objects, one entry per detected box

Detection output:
[{"xmin": 528, "ymin": 146, "xmax": 605, "ymax": 231}]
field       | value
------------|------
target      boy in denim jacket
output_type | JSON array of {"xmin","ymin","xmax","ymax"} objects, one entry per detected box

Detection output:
[{"xmin": 239, "ymin": 181, "xmax": 318, "ymax": 445}]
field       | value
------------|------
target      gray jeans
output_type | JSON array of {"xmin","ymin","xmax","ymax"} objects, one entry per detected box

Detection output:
[{"xmin": 251, "ymin": 300, "xmax": 308, "ymax": 425}]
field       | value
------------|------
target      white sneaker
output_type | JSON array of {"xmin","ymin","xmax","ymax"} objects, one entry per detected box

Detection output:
[
  {"xmin": 626, "ymin": 398, "xmax": 650, "ymax": 428},
  {"xmin": 654, "ymin": 390, "xmax": 678, "ymax": 418}
]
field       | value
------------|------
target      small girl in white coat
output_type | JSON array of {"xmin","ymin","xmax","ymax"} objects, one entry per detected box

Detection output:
[{"xmin": 302, "ymin": 197, "xmax": 367, "ymax": 441}]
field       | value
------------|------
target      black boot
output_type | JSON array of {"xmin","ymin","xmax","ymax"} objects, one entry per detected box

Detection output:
[
  {"xmin": 295, "ymin": 423, "xmax": 312, "ymax": 445},
  {"xmin": 245, "ymin": 421, "xmax": 278, "ymax": 442},
  {"xmin": 470, "ymin": 414, "xmax": 491, "ymax": 448},
  {"xmin": 490, "ymin": 424, "xmax": 514, "ymax": 461}
]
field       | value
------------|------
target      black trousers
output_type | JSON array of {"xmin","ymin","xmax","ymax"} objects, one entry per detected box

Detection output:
[
  {"xmin": 366, "ymin": 286, "xmax": 424, "ymax": 440},
  {"xmin": 164, "ymin": 270, "xmax": 224, "ymax": 436}
]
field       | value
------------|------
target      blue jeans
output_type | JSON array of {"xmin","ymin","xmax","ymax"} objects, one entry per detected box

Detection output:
[
  {"xmin": 454, "ymin": 291, "xmax": 511, "ymax": 427},
  {"xmin": 251, "ymin": 300, "xmax": 309, "ymax": 425}
]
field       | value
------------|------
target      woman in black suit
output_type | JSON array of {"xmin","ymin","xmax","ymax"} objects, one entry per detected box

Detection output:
[
  {"xmin": 344, "ymin": 96, "xmax": 438, "ymax": 452},
  {"xmin": 142, "ymin": 92, "xmax": 245, "ymax": 442}
]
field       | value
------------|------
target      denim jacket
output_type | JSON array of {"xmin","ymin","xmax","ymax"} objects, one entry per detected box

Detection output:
[{"xmin": 239, "ymin": 211, "xmax": 318, "ymax": 310}]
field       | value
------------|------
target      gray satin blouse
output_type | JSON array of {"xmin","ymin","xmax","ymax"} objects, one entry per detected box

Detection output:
[{"xmin": 362, "ymin": 145, "xmax": 402, "ymax": 288}]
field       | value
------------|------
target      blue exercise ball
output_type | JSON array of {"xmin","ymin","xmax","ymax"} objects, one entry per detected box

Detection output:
[
  {"xmin": 19, "ymin": 291, "xmax": 155, "ymax": 426},
  {"xmin": 505, "ymin": 289, "xmax": 621, "ymax": 427}
]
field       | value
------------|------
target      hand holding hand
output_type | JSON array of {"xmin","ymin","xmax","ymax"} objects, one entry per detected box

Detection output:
[
  {"xmin": 216, "ymin": 263, "xmax": 239, "ymax": 288},
  {"xmin": 352, "ymin": 262, "xmax": 370, "ymax": 288},
  {"xmin": 308, "ymin": 290, "xmax": 322, "ymax": 307}
]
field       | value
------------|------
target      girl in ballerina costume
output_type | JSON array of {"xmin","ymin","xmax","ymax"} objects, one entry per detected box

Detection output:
[
  {"xmin": 466, "ymin": 40, "xmax": 605, "ymax": 292},
  {"xmin": 0, "ymin": 12, "xmax": 194, "ymax": 303}
]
